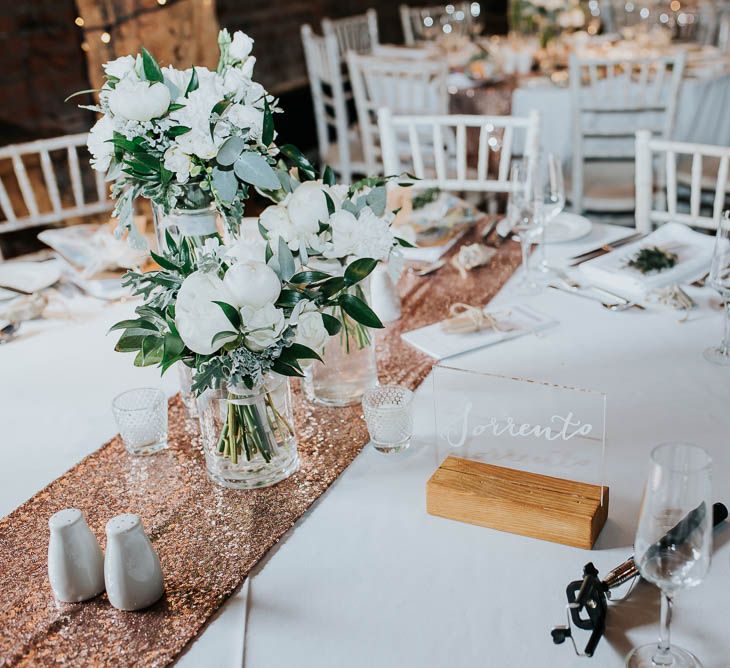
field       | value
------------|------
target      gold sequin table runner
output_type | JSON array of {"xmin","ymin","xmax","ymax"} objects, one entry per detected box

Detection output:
[{"xmin": 0, "ymin": 223, "xmax": 520, "ymax": 667}]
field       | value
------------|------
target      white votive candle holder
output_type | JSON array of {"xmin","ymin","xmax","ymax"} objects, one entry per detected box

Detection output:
[
  {"xmin": 112, "ymin": 388, "xmax": 168, "ymax": 456},
  {"xmin": 362, "ymin": 385, "xmax": 414, "ymax": 454}
]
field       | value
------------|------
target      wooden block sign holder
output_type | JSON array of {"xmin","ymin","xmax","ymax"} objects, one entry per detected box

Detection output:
[
  {"xmin": 427, "ymin": 456, "xmax": 609, "ymax": 549},
  {"xmin": 427, "ymin": 366, "xmax": 608, "ymax": 549}
]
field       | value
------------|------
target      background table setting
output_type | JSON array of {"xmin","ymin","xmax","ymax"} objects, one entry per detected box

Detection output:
[{"xmin": 2, "ymin": 2, "xmax": 730, "ymax": 668}]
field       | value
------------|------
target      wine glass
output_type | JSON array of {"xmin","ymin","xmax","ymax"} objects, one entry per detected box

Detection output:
[
  {"xmin": 626, "ymin": 443, "xmax": 712, "ymax": 668},
  {"xmin": 534, "ymin": 153, "xmax": 565, "ymax": 276},
  {"xmin": 508, "ymin": 159, "xmax": 544, "ymax": 295},
  {"xmin": 703, "ymin": 211, "xmax": 730, "ymax": 366}
]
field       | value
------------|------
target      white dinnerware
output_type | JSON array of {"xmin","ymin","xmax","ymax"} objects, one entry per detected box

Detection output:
[
  {"xmin": 0, "ymin": 260, "xmax": 62, "ymax": 294},
  {"xmin": 104, "ymin": 514, "xmax": 164, "ymax": 611},
  {"xmin": 48, "ymin": 508, "xmax": 105, "ymax": 603}
]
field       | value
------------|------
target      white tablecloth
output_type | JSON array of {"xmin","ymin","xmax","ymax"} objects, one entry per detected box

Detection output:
[
  {"xmin": 1, "ymin": 224, "xmax": 729, "ymax": 667},
  {"xmin": 512, "ymin": 72, "xmax": 730, "ymax": 161}
]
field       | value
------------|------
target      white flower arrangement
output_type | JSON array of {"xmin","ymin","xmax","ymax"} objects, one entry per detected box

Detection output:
[
  {"xmin": 510, "ymin": 0, "xmax": 585, "ymax": 45},
  {"xmin": 79, "ymin": 29, "xmax": 281, "ymax": 246}
]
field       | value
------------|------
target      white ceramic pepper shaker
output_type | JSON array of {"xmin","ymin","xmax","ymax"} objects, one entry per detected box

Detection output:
[
  {"xmin": 48, "ymin": 508, "xmax": 105, "ymax": 603},
  {"xmin": 104, "ymin": 513, "xmax": 164, "ymax": 611}
]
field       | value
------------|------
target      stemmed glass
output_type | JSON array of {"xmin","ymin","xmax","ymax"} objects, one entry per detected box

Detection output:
[
  {"xmin": 508, "ymin": 159, "xmax": 543, "ymax": 295},
  {"xmin": 534, "ymin": 153, "xmax": 565, "ymax": 276},
  {"xmin": 626, "ymin": 443, "xmax": 712, "ymax": 668},
  {"xmin": 703, "ymin": 211, "xmax": 730, "ymax": 365}
]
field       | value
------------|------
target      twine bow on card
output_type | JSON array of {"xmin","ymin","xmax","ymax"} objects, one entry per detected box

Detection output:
[
  {"xmin": 440, "ymin": 303, "xmax": 511, "ymax": 334},
  {"xmin": 450, "ymin": 243, "xmax": 497, "ymax": 279}
]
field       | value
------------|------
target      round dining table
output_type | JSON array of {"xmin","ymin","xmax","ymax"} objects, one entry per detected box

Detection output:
[{"xmin": 1, "ymin": 222, "xmax": 728, "ymax": 667}]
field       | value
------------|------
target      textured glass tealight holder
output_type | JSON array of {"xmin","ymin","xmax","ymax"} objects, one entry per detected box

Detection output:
[
  {"xmin": 362, "ymin": 385, "xmax": 414, "ymax": 454},
  {"xmin": 112, "ymin": 388, "xmax": 168, "ymax": 456}
]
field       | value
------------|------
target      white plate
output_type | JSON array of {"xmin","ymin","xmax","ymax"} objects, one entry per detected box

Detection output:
[
  {"xmin": 497, "ymin": 212, "xmax": 592, "ymax": 244},
  {"xmin": 0, "ymin": 260, "xmax": 62, "ymax": 293}
]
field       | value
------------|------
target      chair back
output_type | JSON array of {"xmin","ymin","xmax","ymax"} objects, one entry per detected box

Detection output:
[
  {"xmin": 378, "ymin": 109, "xmax": 540, "ymax": 193},
  {"xmin": 635, "ymin": 129, "xmax": 730, "ymax": 232},
  {"xmin": 0, "ymin": 133, "xmax": 113, "ymax": 259},
  {"xmin": 348, "ymin": 52, "xmax": 449, "ymax": 175},
  {"xmin": 301, "ymin": 25, "xmax": 353, "ymax": 181},
  {"xmin": 399, "ymin": 3, "xmax": 473, "ymax": 46},
  {"xmin": 322, "ymin": 9, "xmax": 379, "ymax": 57},
  {"xmin": 569, "ymin": 52, "xmax": 686, "ymax": 212}
]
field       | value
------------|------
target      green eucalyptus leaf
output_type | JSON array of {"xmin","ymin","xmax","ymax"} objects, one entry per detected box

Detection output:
[
  {"xmin": 365, "ymin": 185, "xmax": 387, "ymax": 216},
  {"xmin": 217, "ymin": 136, "xmax": 245, "ymax": 167},
  {"xmin": 233, "ymin": 152, "xmax": 280, "ymax": 190},
  {"xmin": 339, "ymin": 293, "xmax": 384, "ymax": 329},
  {"xmin": 277, "ymin": 236, "xmax": 296, "ymax": 281},
  {"xmin": 212, "ymin": 166, "xmax": 238, "ymax": 203}
]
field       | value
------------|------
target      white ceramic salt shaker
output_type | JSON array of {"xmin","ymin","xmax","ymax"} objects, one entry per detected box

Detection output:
[
  {"xmin": 48, "ymin": 508, "xmax": 105, "ymax": 603},
  {"xmin": 370, "ymin": 264, "xmax": 401, "ymax": 323},
  {"xmin": 104, "ymin": 514, "xmax": 164, "ymax": 611}
]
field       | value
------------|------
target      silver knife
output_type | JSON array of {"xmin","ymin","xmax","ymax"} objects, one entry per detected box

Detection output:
[{"xmin": 568, "ymin": 232, "xmax": 645, "ymax": 265}]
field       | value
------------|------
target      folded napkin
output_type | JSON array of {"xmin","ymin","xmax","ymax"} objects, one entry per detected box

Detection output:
[
  {"xmin": 401, "ymin": 303, "xmax": 556, "ymax": 360},
  {"xmin": 579, "ymin": 222, "xmax": 714, "ymax": 298}
]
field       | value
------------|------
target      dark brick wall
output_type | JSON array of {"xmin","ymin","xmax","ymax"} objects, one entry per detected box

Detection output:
[{"xmin": 0, "ymin": 0, "xmax": 93, "ymax": 144}]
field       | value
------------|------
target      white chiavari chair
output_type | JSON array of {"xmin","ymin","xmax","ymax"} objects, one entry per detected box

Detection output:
[
  {"xmin": 347, "ymin": 52, "xmax": 449, "ymax": 175},
  {"xmin": 635, "ymin": 129, "xmax": 730, "ymax": 233},
  {"xmin": 0, "ymin": 133, "xmax": 112, "ymax": 261},
  {"xmin": 399, "ymin": 3, "xmax": 473, "ymax": 46},
  {"xmin": 301, "ymin": 25, "xmax": 366, "ymax": 184},
  {"xmin": 322, "ymin": 9, "xmax": 379, "ymax": 57},
  {"xmin": 568, "ymin": 52, "xmax": 686, "ymax": 215},
  {"xmin": 378, "ymin": 108, "xmax": 540, "ymax": 195}
]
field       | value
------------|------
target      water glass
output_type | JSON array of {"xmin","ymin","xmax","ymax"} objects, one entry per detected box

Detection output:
[
  {"xmin": 362, "ymin": 385, "xmax": 414, "ymax": 454},
  {"xmin": 626, "ymin": 443, "xmax": 712, "ymax": 668},
  {"xmin": 509, "ymin": 159, "xmax": 543, "ymax": 295},
  {"xmin": 703, "ymin": 211, "xmax": 730, "ymax": 366},
  {"xmin": 535, "ymin": 153, "xmax": 565, "ymax": 275},
  {"xmin": 112, "ymin": 388, "xmax": 168, "ymax": 456}
]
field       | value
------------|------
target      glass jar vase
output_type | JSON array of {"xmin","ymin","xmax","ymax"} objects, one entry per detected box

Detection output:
[
  {"xmin": 302, "ymin": 282, "xmax": 378, "ymax": 407},
  {"xmin": 152, "ymin": 203, "xmax": 222, "ymax": 257},
  {"xmin": 197, "ymin": 374, "xmax": 299, "ymax": 490}
]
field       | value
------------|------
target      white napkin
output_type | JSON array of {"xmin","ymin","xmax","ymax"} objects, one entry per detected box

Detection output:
[
  {"xmin": 401, "ymin": 303, "xmax": 556, "ymax": 360},
  {"xmin": 579, "ymin": 223, "xmax": 714, "ymax": 298}
]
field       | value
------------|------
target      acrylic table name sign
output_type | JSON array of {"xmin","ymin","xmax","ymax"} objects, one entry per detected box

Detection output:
[{"xmin": 426, "ymin": 365, "xmax": 608, "ymax": 549}]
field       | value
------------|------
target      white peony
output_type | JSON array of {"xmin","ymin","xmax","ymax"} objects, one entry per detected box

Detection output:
[
  {"xmin": 87, "ymin": 115, "xmax": 115, "ymax": 172},
  {"xmin": 103, "ymin": 55, "xmax": 136, "ymax": 80},
  {"xmin": 174, "ymin": 129, "xmax": 217, "ymax": 160},
  {"xmin": 323, "ymin": 209, "xmax": 359, "ymax": 259},
  {"xmin": 241, "ymin": 303, "xmax": 286, "ymax": 351},
  {"xmin": 224, "ymin": 235, "xmax": 268, "ymax": 264},
  {"xmin": 260, "ymin": 204, "xmax": 298, "ymax": 251},
  {"xmin": 295, "ymin": 310, "xmax": 328, "ymax": 353},
  {"xmin": 163, "ymin": 145, "xmax": 191, "ymax": 183},
  {"xmin": 355, "ymin": 207, "xmax": 396, "ymax": 261},
  {"xmin": 227, "ymin": 104, "xmax": 264, "ymax": 140},
  {"xmin": 288, "ymin": 181, "xmax": 329, "ymax": 235},
  {"xmin": 108, "ymin": 79, "xmax": 170, "ymax": 122},
  {"xmin": 223, "ymin": 260, "xmax": 281, "ymax": 309},
  {"xmin": 230, "ymin": 31, "xmax": 254, "ymax": 61},
  {"xmin": 175, "ymin": 271, "xmax": 238, "ymax": 355}
]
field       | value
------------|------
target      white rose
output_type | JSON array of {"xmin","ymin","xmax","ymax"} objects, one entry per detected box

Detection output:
[
  {"xmin": 87, "ymin": 115, "xmax": 114, "ymax": 172},
  {"xmin": 259, "ymin": 204, "xmax": 301, "ymax": 251},
  {"xmin": 244, "ymin": 82, "xmax": 266, "ymax": 106},
  {"xmin": 174, "ymin": 129, "xmax": 217, "ymax": 160},
  {"xmin": 323, "ymin": 209, "xmax": 359, "ymax": 259},
  {"xmin": 222, "ymin": 68, "xmax": 249, "ymax": 101},
  {"xmin": 288, "ymin": 181, "xmax": 329, "ymax": 235},
  {"xmin": 108, "ymin": 79, "xmax": 170, "ymax": 122},
  {"xmin": 175, "ymin": 271, "xmax": 238, "ymax": 355},
  {"xmin": 242, "ymin": 303, "xmax": 286, "ymax": 351},
  {"xmin": 223, "ymin": 260, "xmax": 281, "ymax": 309},
  {"xmin": 163, "ymin": 145, "xmax": 191, "ymax": 183},
  {"xmin": 241, "ymin": 56, "xmax": 256, "ymax": 79},
  {"xmin": 295, "ymin": 310, "xmax": 328, "ymax": 353},
  {"xmin": 103, "ymin": 55, "xmax": 136, "ymax": 80},
  {"xmin": 227, "ymin": 103, "xmax": 264, "ymax": 140},
  {"xmin": 230, "ymin": 31, "xmax": 254, "ymax": 60}
]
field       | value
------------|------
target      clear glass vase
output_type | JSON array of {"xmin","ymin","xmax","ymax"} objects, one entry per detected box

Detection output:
[
  {"xmin": 303, "ymin": 282, "xmax": 378, "ymax": 407},
  {"xmin": 177, "ymin": 363, "xmax": 198, "ymax": 419},
  {"xmin": 197, "ymin": 374, "xmax": 299, "ymax": 490},
  {"xmin": 152, "ymin": 202, "xmax": 222, "ymax": 257}
]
